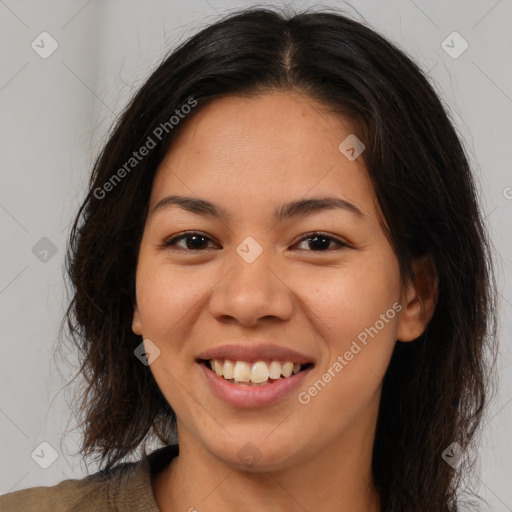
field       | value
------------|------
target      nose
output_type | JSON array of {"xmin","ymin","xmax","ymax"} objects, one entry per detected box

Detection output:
[{"xmin": 207, "ymin": 247, "xmax": 294, "ymax": 327}]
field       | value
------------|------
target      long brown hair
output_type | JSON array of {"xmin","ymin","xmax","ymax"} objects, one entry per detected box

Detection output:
[{"xmin": 60, "ymin": 6, "xmax": 498, "ymax": 511}]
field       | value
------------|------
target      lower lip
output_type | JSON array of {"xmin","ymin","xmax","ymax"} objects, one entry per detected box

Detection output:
[{"xmin": 198, "ymin": 362, "xmax": 313, "ymax": 408}]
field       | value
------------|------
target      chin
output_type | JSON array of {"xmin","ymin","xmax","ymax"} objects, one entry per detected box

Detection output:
[{"xmin": 204, "ymin": 430, "xmax": 302, "ymax": 472}]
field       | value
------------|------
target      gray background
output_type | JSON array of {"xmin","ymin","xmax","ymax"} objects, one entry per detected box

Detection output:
[{"xmin": 0, "ymin": 0, "xmax": 511, "ymax": 509}]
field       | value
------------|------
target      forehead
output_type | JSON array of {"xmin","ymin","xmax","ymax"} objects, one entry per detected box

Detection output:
[{"xmin": 149, "ymin": 92, "xmax": 378, "ymax": 223}]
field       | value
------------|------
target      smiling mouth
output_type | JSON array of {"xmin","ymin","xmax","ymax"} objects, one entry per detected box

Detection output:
[{"xmin": 198, "ymin": 359, "xmax": 314, "ymax": 386}]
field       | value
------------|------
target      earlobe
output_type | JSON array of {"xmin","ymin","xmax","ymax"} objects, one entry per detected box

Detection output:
[
  {"xmin": 396, "ymin": 255, "xmax": 439, "ymax": 342},
  {"xmin": 132, "ymin": 304, "xmax": 143, "ymax": 335}
]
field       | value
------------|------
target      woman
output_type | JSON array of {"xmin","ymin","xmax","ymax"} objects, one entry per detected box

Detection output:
[{"xmin": 0, "ymin": 5, "xmax": 498, "ymax": 511}]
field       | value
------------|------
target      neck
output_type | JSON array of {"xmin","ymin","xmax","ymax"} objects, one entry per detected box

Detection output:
[{"xmin": 153, "ymin": 401, "xmax": 381, "ymax": 512}]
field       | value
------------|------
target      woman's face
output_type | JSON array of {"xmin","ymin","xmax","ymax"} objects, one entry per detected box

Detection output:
[{"xmin": 132, "ymin": 91, "xmax": 423, "ymax": 470}]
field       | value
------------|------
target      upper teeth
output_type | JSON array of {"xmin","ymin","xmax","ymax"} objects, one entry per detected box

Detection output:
[{"xmin": 210, "ymin": 359, "xmax": 302, "ymax": 383}]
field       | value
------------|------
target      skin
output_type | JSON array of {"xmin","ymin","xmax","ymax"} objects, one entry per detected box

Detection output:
[{"xmin": 132, "ymin": 91, "xmax": 438, "ymax": 511}]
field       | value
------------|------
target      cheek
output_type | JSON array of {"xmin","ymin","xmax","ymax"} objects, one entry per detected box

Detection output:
[
  {"xmin": 301, "ymin": 256, "xmax": 401, "ymax": 338},
  {"xmin": 136, "ymin": 266, "xmax": 210, "ymax": 339},
  {"xmin": 133, "ymin": 259, "xmax": 212, "ymax": 415},
  {"xmin": 292, "ymin": 259, "xmax": 401, "ymax": 437}
]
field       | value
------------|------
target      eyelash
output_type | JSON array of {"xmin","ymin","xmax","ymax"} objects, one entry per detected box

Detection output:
[{"xmin": 161, "ymin": 231, "xmax": 351, "ymax": 253}]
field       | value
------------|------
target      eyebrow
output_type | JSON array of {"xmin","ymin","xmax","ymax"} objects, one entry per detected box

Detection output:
[{"xmin": 151, "ymin": 194, "xmax": 365, "ymax": 221}]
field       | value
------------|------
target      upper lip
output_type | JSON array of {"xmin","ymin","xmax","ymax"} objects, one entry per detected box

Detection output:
[{"xmin": 196, "ymin": 343, "xmax": 314, "ymax": 365}]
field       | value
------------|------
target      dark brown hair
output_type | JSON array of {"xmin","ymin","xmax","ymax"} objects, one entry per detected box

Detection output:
[{"xmin": 60, "ymin": 6, "xmax": 498, "ymax": 511}]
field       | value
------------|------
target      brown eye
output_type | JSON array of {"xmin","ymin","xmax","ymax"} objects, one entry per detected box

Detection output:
[
  {"xmin": 294, "ymin": 232, "xmax": 349, "ymax": 252},
  {"xmin": 162, "ymin": 231, "xmax": 350, "ymax": 253},
  {"xmin": 163, "ymin": 232, "xmax": 217, "ymax": 251}
]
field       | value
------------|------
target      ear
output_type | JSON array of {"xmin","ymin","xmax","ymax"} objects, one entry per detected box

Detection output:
[
  {"xmin": 132, "ymin": 303, "xmax": 143, "ymax": 335},
  {"xmin": 396, "ymin": 255, "xmax": 439, "ymax": 342}
]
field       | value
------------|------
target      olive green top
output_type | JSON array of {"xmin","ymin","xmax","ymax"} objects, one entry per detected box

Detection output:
[{"xmin": 0, "ymin": 444, "xmax": 178, "ymax": 511}]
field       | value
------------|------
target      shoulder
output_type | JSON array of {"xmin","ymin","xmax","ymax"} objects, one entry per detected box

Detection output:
[
  {"xmin": 0, "ymin": 444, "xmax": 179, "ymax": 512},
  {"xmin": 0, "ymin": 469, "xmax": 114, "ymax": 512}
]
